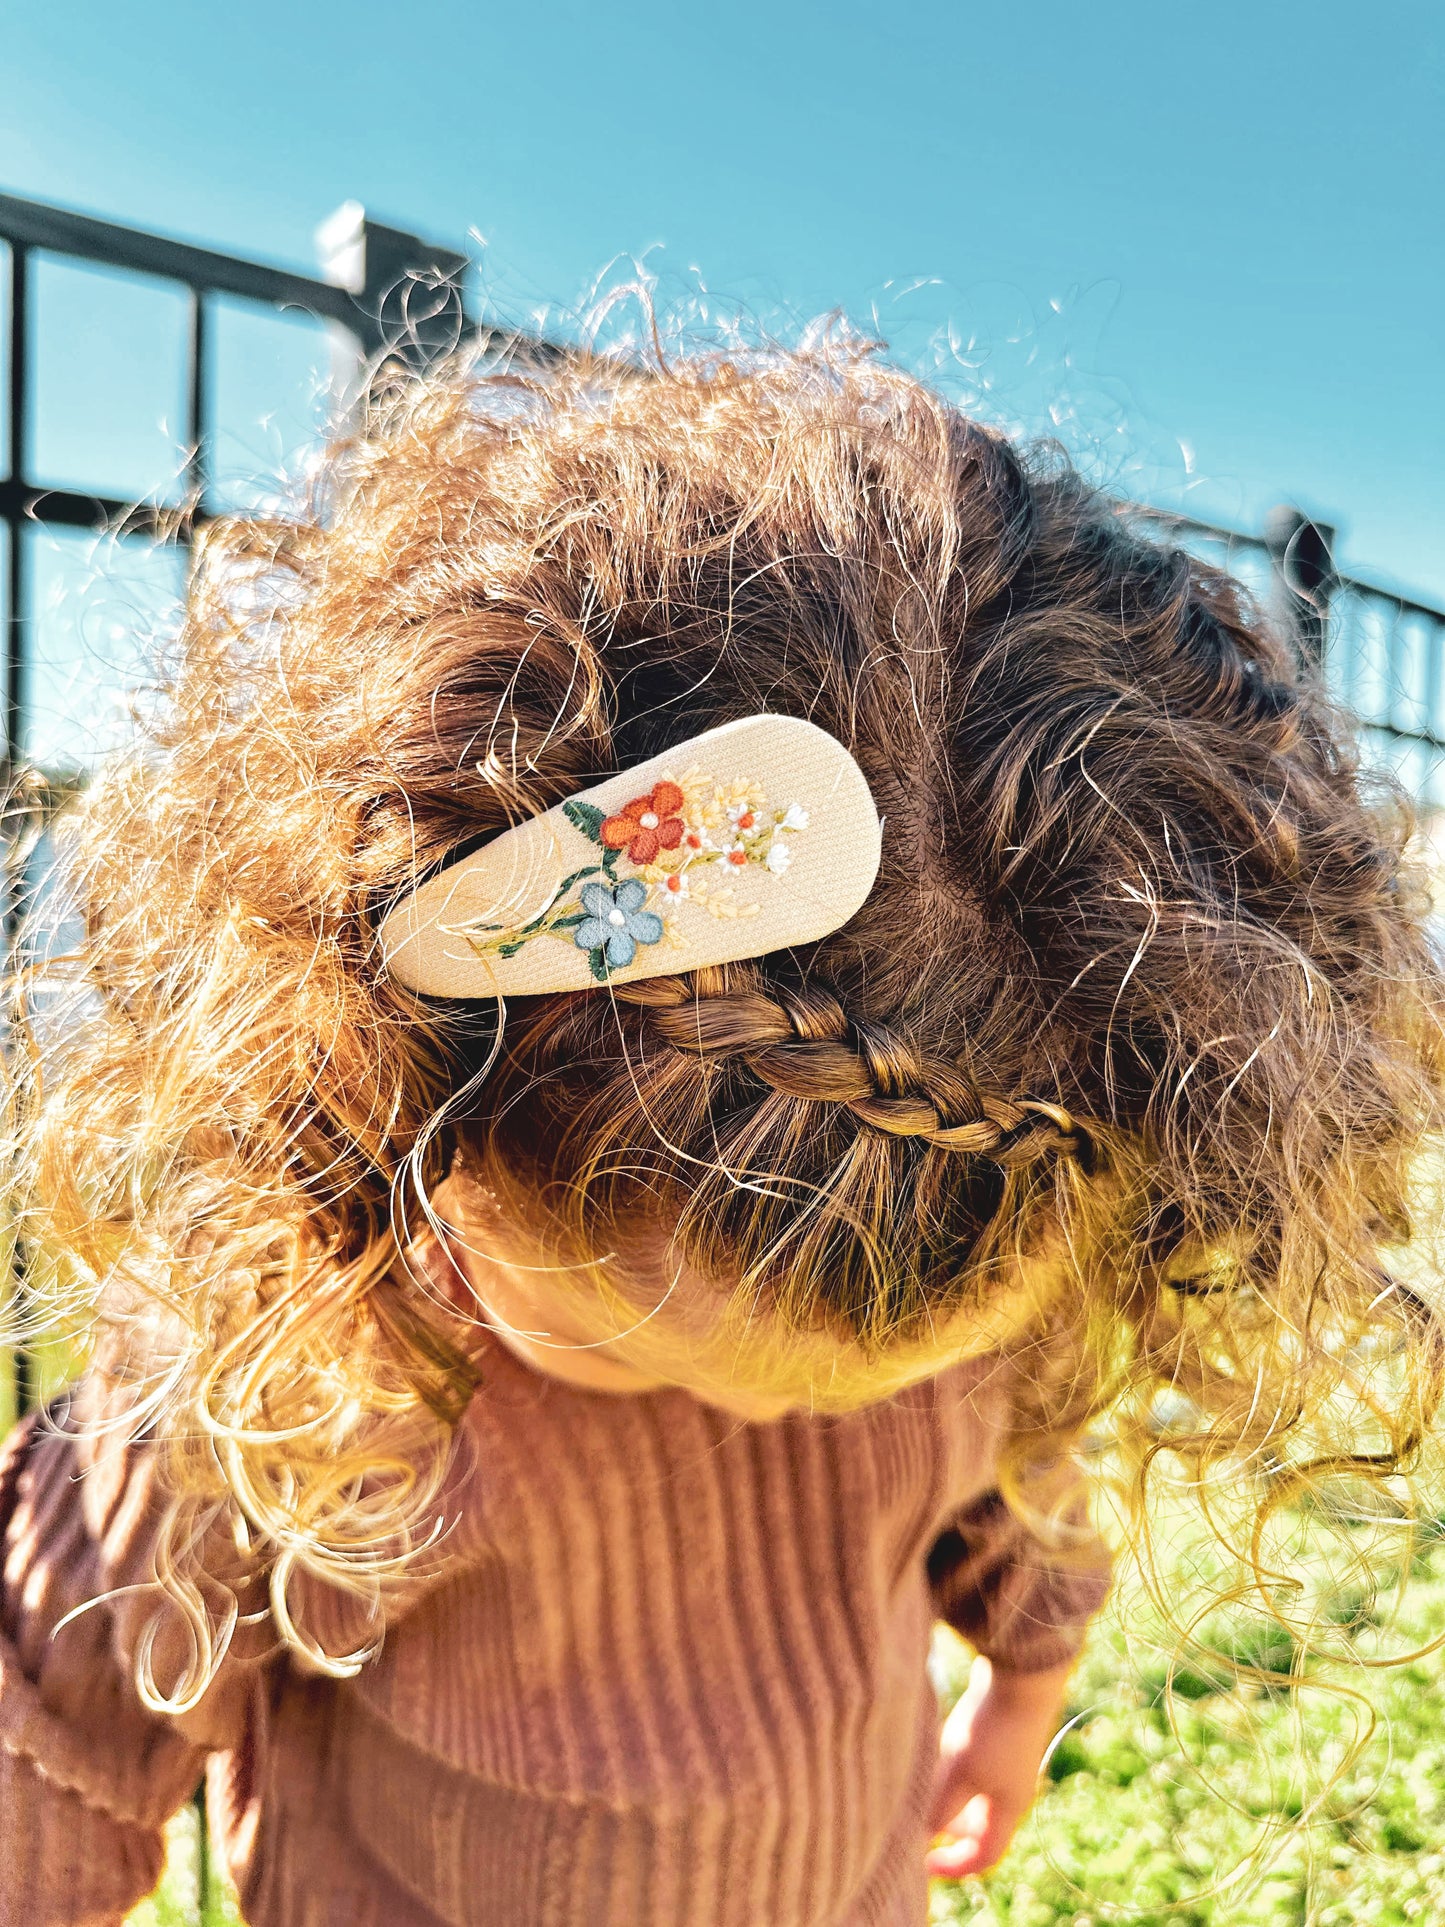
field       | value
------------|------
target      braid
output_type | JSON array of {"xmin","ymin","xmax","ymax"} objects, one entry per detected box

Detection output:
[{"xmin": 618, "ymin": 978, "xmax": 1090, "ymax": 1171}]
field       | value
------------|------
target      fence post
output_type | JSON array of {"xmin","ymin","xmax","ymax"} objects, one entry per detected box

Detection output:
[
  {"xmin": 1264, "ymin": 504, "xmax": 1337, "ymax": 672},
  {"xmin": 315, "ymin": 202, "xmax": 471, "ymax": 402}
]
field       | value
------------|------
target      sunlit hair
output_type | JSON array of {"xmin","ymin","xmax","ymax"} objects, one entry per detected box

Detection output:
[{"xmin": 8, "ymin": 334, "xmax": 1445, "ymax": 1707}]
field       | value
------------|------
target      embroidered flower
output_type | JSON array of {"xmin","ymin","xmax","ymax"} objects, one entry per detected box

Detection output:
[
  {"xmin": 457, "ymin": 766, "xmax": 810, "ymax": 974},
  {"xmin": 572, "ymin": 879, "xmax": 664, "ymax": 968},
  {"xmin": 718, "ymin": 779, "xmax": 766, "ymax": 820},
  {"xmin": 600, "ymin": 781, "xmax": 686, "ymax": 864}
]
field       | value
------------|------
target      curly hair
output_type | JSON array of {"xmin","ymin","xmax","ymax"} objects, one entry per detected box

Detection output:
[{"xmin": 10, "ymin": 337, "xmax": 1445, "ymax": 1700}]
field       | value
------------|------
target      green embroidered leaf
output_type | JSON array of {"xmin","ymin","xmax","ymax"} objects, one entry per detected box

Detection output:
[
  {"xmin": 587, "ymin": 946, "xmax": 611, "ymax": 983},
  {"xmin": 552, "ymin": 911, "xmax": 586, "ymax": 928},
  {"xmin": 512, "ymin": 866, "xmax": 601, "ymax": 936},
  {"xmin": 496, "ymin": 938, "xmax": 529, "ymax": 958},
  {"xmin": 602, "ymin": 845, "xmax": 621, "ymax": 878},
  {"xmin": 563, "ymin": 799, "xmax": 608, "ymax": 844}
]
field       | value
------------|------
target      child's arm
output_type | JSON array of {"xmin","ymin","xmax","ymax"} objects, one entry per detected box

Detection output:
[
  {"xmin": 924, "ymin": 1652, "xmax": 1075, "ymax": 1878},
  {"xmin": 0, "ymin": 1387, "xmax": 261, "ymax": 1927},
  {"xmin": 924, "ymin": 1479, "xmax": 1108, "ymax": 1879}
]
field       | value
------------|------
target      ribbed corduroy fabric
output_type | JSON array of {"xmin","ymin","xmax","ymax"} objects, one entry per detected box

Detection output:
[{"xmin": 0, "ymin": 1307, "xmax": 1110, "ymax": 1927}]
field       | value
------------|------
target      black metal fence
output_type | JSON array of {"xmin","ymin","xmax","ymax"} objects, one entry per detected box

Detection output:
[{"xmin": 4, "ymin": 189, "xmax": 1441, "ymax": 800}]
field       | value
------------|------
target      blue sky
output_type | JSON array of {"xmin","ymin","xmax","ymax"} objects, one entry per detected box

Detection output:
[{"xmin": 2, "ymin": 0, "xmax": 1441, "ymax": 619}]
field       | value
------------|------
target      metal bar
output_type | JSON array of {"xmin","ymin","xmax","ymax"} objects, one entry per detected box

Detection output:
[
  {"xmin": 186, "ymin": 287, "xmax": 209, "ymax": 508},
  {"xmin": 1331, "ymin": 584, "xmax": 1361, "ymax": 714},
  {"xmin": 1422, "ymin": 608, "xmax": 1443, "ymax": 749},
  {"xmin": 2, "ymin": 573, "xmax": 27, "ymax": 1425},
  {"xmin": 1, "ymin": 521, "xmax": 16, "ymax": 759},
  {"xmin": 6, "ymin": 244, "xmax": 26, "ymax": 758},
  {"xmin": 3, "ymin": 243, "xmax": 30, "ymax": 1420},
  {"xmin": 1264, "ymin": 507, "xmax": 1336, "ymax": 670},
  {"xmin": 194, "ymin": 1783, "xmax": 211, "ymax": 1920},
  {"xmin": 1132, "ymin": 504, "xmax": 1270, "ymax": 551},
  {"xmin": 1371, "ymin": 589, "xmax": 1445, "ymax": 625},
  {"xmin": 0, "ymin": 475, "xmax": 199, "ymax": 538},
  {"xmin": 0, "ymin": 191, "xmax": 363, "ymax": 330},
  {"xmin": 1385, "ymin": 603, "xmax": 1406, "ymax": 736}
]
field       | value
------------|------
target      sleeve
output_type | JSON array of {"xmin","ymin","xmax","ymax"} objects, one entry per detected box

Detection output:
[
  {"xmin": 926, "ymin": 1477, "xmax": 1112, "ymax": 1676},
  {"xmin": 0, "ymin": 1386, "xmax": 263, "ymax": 1927}
]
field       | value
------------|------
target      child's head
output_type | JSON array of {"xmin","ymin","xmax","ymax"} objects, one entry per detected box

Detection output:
[{"xmin": 17, "ymin": 339, "xmax": 1445, "ymax": 1641}]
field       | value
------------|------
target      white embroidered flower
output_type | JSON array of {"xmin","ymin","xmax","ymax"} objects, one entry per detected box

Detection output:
[
  {"xmin": 765, "ymin": 838, "xmax": 792, "ymax": 876},
  {"xmin": 659, "ymin": 868, "xmax": 692, "ymax": 901},
  {"xmin": 719, "ymin": 838, "xmax": 749, "ymax": 868},
  {"xmin": 779, "ymin": 802, "xmax": 809, "ymax": 831}
]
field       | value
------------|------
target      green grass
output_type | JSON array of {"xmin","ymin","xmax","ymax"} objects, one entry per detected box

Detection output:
[
  {"xmin": 928, "ymin": 1504, "xmax": 1445, "ymax": 1927},
  {"xmin": 125, "ymin": 1802, "xmax": 244, "ymax": 1927},
  {"xmin": 129, "ymin": 1509, "xmax": 1445, "ymax": 1927}
]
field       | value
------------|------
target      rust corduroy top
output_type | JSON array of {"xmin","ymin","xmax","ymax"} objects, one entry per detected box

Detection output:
[{"xmin": 0, "ymin": 1288, "xmax": 1110, "ymax": 1927}]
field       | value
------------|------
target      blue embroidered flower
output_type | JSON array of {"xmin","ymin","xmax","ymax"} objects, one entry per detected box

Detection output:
[{"xmin": 573, "ymin": 878, "xmax": 664, "ymax": 969}]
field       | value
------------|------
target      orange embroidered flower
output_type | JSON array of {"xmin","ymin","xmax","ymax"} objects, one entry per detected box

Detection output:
[{"xmin": 600, "ymin": 781, "xmax": 686, "ymax": 863}]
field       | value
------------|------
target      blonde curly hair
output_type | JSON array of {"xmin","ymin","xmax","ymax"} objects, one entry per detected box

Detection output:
[{"xmin": 9, "ymin": 338, "xmax": 1445, "ymax": 1704}]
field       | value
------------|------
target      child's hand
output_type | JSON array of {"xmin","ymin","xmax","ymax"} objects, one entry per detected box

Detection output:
[{"xmin": 924, "ymin": 1653, "xmax": 1074, "ymax": 1881}]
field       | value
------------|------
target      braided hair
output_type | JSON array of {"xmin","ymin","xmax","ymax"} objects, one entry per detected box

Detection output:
[{"xmin": 628, "ymin": 979, "xmax": 1088, "ymax": 1167}]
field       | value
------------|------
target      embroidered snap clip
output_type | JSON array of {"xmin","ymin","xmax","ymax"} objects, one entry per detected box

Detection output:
[{"xmin": 380, "ymin": 714, "xmax": 882, "ymax": 999}]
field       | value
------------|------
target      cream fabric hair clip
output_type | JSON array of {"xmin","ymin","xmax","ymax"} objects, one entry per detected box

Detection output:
[{"xmin": 381, "ymin": 715, "xmax": 882, "ymax": 998}]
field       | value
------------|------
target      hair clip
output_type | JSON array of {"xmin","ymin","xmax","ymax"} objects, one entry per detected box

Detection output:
[{"xmin": 380, "ymin": 714, "xmax": 882, "ymax": 998}]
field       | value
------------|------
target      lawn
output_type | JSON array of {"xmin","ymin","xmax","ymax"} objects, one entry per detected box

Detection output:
[
  {"xmin": 128, "ymin": 1487, "xmax": 1445, "ymax": 1927},
  {"xmin": 927, "ymin": 1529, "xmax": 1445, "ymax": 1927}
]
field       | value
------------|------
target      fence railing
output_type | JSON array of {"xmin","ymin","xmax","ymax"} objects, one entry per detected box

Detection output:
[{"xmin": 1139, "ymin": 503, "xmax": 1445, "ymax": 804}]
